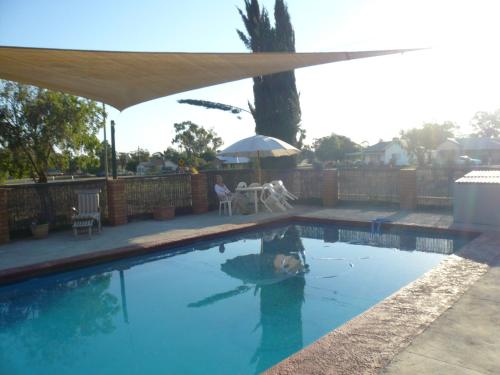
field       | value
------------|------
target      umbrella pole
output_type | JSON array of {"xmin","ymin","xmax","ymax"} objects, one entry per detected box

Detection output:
[{"xmin": 257, "ymin": 151, "xmax": 262, "ymax": 184}]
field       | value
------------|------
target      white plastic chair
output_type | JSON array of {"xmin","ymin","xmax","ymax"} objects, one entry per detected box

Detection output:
[
  {"xmin": 248, "ymin": 182, "xmax": 261, "ymax": 187},
  {"xmin": 236, "ymin": 181, "xmax": 247, "ymax": 189},
  {"xmin": 271, "ymin": 180, "xmax": 298, "ymax": 200},
  {"xmin": 260, "ymin": 183, "xmax": 287, "ymax": 212},
  {"xmin": 270, "ymin": 181, "xmax": 294, "ymax": 209},
  {"xmin": 217, "ymin": 193, "xmax": 232, "ymax": 216}
]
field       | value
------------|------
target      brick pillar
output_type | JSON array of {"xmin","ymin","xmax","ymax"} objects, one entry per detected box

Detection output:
[
  {"xmin": 191, "ymin": 173, "xmax": 208, "ymax": 214},
  {"xmin": 322, "ymin": 169, "xmax": 338, "ymax": 207},
  {"xmin": 107, "ymin": 179, "xmax": 128, "ymax": 226},
  {"xmin": 400, "ymin": 168, "xmax": 417, "ymax": 210},
  {"xmin": 0, "ymin": 189, "xmax": 9, "ymax": 244}
]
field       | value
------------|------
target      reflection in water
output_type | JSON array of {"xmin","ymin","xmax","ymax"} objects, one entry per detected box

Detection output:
[
  {"xmin": 186, "ymin": 226, "xmax": 308, "ymax": 374},
  {"xmin": 119, "ymin": 269, "xmax": 129, "ymax": 324},
  {"xmin": 0, "ymin": 222, "xmax": 473, "ymax": 375},
  {"xmin": 187, "ymin": 285, "xmax": 252, "ymax": 308},
  {"xmin": 252, "ymin": 226, "xmax": 306, "ymax": 373},
  {"xmin": 0, "ymin": 274, "xmax": 119, "ymax": 365},
  {"xmin": 298, "ymin": 224, "xmax": 461, "ymax": 255}
]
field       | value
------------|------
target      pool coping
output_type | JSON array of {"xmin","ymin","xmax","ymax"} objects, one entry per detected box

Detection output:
[
  {"xmin": 264, "ymin": 225, "xmax": 497, "ymax": 374},
  {"xmin": 0, "ymin": 215, "xmax": 479, "ymax": 286}
]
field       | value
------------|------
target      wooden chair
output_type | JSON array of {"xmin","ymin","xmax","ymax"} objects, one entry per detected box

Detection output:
[{"xmin": 72, "ymin": 189, "xmax": 101, "ymax": 236}]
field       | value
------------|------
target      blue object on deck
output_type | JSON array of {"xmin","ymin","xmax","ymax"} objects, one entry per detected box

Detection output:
[{"xmin": 371, "ymin": 217, "xmax": 392, "ymax": 234}]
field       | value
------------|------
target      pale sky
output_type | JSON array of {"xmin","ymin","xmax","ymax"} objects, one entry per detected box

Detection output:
[{"xmin": 1, "ymin": 0, "xmax": 500, "ymax": 153}]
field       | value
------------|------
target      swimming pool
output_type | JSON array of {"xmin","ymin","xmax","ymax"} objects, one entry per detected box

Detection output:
[{"xmin": 0, "ymin": 222, "xmax": 474, "ymax": 374}]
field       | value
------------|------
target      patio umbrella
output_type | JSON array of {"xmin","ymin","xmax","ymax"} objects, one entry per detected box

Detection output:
[{"xmin": 218, "ymin": 135, "xmax": 300, "ymax": 182}]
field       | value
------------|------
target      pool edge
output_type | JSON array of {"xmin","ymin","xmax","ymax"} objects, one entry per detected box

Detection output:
[
  {"xmin": 0, "ymin": 215, "xmax": 480, "ymax": 286},
  {"xmin": 264, "ymin": 230, "xmax": 497, "ymax": 375}
]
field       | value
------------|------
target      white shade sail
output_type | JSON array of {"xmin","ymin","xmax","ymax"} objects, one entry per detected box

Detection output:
[
  {"xmin": 219, "ymin": 135, "xmax": 300, "ymax": 158},
  {"xmin": 0, "ymin": 46, "xmax": 418, "ymax": 110}
]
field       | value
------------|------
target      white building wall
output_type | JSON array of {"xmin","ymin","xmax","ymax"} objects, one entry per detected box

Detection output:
[{"xmin": 384, "ymin": 143, "xmax": 409, "ymax": 166}]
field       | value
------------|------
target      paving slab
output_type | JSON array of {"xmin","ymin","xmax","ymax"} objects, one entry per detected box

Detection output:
[
  {"xmin": 383, "ymin": 351, "xmax": 486, "ymax": 375},
  {"xmin": 0, "ymin": 208, "xmax": 305, "ymax": 273},
  {"xmin": 383, "ymin": 252, "xmax": 500, "ymax": 375}
]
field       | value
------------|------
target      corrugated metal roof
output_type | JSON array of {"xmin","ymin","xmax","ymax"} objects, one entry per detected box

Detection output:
[
  {"xmin": 364, "ymin": 141, "xmax": 391, "ymax": 153},
  {"xmin": 459, "ymin": 138, "xmax": 500, "ymax": 150},
  {"xmin": 455, "ymin": 170, "xmax": 500, "ymax": 184}
]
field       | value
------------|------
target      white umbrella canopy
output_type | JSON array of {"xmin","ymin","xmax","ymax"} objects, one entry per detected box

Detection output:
[
  {"xmin": 218, "ymin": 135, "xmax": 300, "ymax": 158},
  {"xmin": 219, "ymin": 135, "xmax": 300, "ymax": 183}
]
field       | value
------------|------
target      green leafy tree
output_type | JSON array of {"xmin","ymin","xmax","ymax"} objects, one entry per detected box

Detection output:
[
  {"xmin": 0, "ymin": 81, "xmax": 103, "ymax": 183},
  {"xmin": 471, "ymin": 109, "xmax": 500, "ymax": 138},
  {"xmin": 96, "ymin": 140, "xmax": 112, "ymax": 174},
  {"xmin": 237, "ymin": 0, "xmax": 303, "ymax": 147},
  {"xmin": 400, "ymin": 122, "xmax": 457, "ymax": 163},
  {"xmin": 313, "ymin": 134, "xmax": 360, "ymax": 162},
  {"xmin": 126, "ymin": 148, "xmax": 150, "ymax": 173},
  {"xmin": 153, "ymin": 147, "xmax": 184, "ymax": 165},
  {"xmin": 298, "ymin": 144, "xmax": 315, "ymax": 162},
  {"xmin": 0, "ymin": 147, "xmax": 30, "ymax": 182},
  {"xmin": 117, "ymin": 152, "xmax": 130, "ymax": 173},
  {"xmin": 171, "ymin": 121, "xmax": 222, "ymax": 165},
  {"xmin": 66, "ymin": 153, "xmax": 100, "ymax": 175}
]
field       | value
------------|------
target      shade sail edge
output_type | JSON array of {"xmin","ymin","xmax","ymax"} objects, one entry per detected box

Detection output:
[{"xmin": 0, "ymin": 47, "xmax": 422, "ymax": 110}]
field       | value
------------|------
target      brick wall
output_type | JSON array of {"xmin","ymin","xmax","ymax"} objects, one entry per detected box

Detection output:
[
  {"xmin": 0, "ymin": 189, "xmax": 9, "ymax": 243},
  {"xmin": 107, "ymin": 179, "xmax": 128, "ymax": 225},
  {"xmin": 191, "ymin": 174, "xmax": 208, "ymax": 214},
  {"xmin": 400, "ymin": 168, "xmax": 417, "ymax": 210},
  {"xmin": 322, "ymin": 169, "xmax": 338, "ymax": 207}
]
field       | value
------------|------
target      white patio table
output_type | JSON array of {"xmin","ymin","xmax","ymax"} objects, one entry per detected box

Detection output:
[{"xmin": 235, "ymin": 186, "xmax": 263, "ymax": 214}]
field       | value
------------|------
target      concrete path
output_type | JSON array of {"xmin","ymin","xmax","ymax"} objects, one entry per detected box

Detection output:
[
  {"xmin": 383, "ymin": 253, "xmax": 500, "ymax": 375},
  {"xmin": 0, "ymin": 205, "xmax": 455, "ymax": 274},
  {"xmin": 0, "ymin": 208, "xmax": 304, "ymax": 272}
]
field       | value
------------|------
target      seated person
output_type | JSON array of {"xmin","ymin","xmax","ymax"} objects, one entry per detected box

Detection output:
[{"xmin": 214, "ymin": 175, "xmax": 251, "ymax": 214}]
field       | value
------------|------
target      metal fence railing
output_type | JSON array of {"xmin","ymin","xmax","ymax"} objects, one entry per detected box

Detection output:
[
  {"xmin": 338, "ymin": 168, "xmax": 400, "ymax": 204},
  {"xmin": 7, "ymin": 178, "xmax": 107, "ymax": 233},
  {"xmin": 122, "ymin": 174, "xmax": 192, "ymax": 217},
  {"xmin": 4, "ymin": 166, "xmax": 487, "ymax": 234}
]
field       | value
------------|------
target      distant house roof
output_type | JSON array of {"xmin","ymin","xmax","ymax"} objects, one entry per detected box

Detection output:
[
  {"xmin": 216, "ymin": 156, "xmax": 250, "ymax": 164},
  {"xmin": 444, "ymin": 137, "xmax": 460, "ymax": 145},
  {"xmin": 458, "ymin": 137, "xmax": 500, "ymax": 151},
  {"xmin": 364, "ymin": 139, "xmax": 407, "ymax": 153},
  {"xmin": 439, "ymin": 137, "xmax": 500, "ymax": 151},
  {"xmin": 363, "ymin": 141, "xmax": 391, "ymax": 153},
  {"xmin": 137, "ymin": 159, "xmax": 176, "ymax": 169}
]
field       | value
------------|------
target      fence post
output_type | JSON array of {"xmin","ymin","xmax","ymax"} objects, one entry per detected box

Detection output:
[
  {"xmin": 107, "ymin": 179, "xmax": 128, "ymax": 225},
  {"xmin": 400, "ymin": 168, "xmax": 417, "ymax": 210},
  {"xmin": 322, "ymin": 169, "xmax": 338, "ymax": 207},
  {"xmin": 191, "ymin": 173, "xmax": 208, "ymax": 214},
  {"xmin": 0, "ymin": 189, "xmax": 9, "ymax": 244}
]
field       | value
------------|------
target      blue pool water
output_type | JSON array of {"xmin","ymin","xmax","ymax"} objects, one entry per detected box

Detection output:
[{"xmin": 0, "ymin": 223, "xmax": 473, "ymax": 375}]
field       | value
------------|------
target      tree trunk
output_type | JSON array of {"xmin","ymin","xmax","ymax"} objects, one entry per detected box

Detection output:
[{"xmin": 35, "ymin": 183, "xmax": 54, "ymax": 224}]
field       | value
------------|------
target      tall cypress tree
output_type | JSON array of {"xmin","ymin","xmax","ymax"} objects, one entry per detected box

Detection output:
[{"xmin": 237, "ymin": 0, "xmax": 303, "ymax": 148}]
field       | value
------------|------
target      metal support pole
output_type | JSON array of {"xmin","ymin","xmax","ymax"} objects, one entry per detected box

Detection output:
[
  {"xmin": 111, "ymin": 120, "xmax": 117, "ymax": 179},
  {"xmin": 102, "ymin": 103, "xmax": 109, "ymax": 178}
]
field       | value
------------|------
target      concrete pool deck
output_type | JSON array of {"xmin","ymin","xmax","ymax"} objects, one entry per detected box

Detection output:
[{"xmin": 1, "ymin": 204, "xmax": 499, "ymax": 374}]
